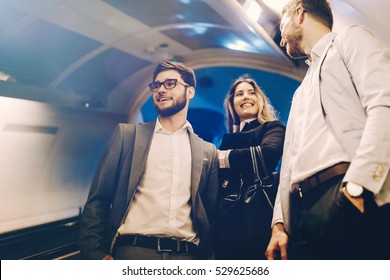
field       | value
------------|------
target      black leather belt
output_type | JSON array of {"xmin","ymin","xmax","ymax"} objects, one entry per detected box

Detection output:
[
  {"xmin": 292, "ymin": 162, "xmax": 350, "ymax": 196},
  {"xmin": 115, "ymin": 235, "xmax": 198, "ymax": 254}
]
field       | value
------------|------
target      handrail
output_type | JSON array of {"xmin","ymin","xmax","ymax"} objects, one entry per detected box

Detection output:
[
  {"xmin": 22, "ymin": 243, "xmax": 80, "ymax": 260},
  {"xmin": 0, "ymin": 216, "xmax": 80, "ymax": 260}
]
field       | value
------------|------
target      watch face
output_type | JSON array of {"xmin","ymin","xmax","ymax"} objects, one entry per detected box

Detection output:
[{"xmin": 346, "ymin": 184, "xmax": 364, "ymax": 197}]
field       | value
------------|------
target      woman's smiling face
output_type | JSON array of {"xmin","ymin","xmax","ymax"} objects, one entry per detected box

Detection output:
[{"xmin": 233, "ymin": 82, "xmax": 261, "ymax": 122}]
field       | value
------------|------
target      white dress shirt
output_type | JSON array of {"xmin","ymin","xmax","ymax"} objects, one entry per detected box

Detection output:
[
  {"xmin": 288, "ymin": 32, "xmax": 350, "ymax": 185},
  {"xmin": 118, "ymin": 118, "xmax": 198, "ymax": 244}
]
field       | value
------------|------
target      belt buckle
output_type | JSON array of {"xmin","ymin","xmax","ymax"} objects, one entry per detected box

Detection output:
[{"xmin": 157, "ymin": 238, "xmax": 173, "ymax": 252}]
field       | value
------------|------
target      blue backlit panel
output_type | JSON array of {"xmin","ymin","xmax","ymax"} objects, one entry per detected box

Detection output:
[
  {"xmin": 0, "ymin": 20, "xmax": 102, "ymax": 87},
  {"xmin": 104, "ymin": 0, "xmax": 231, "ymax": 27},
  {"xmin": 58, "ymin": 48, "xmax": 151, "ymax": 97},
  {"xmin": 192, "ymin": 66, "xmax": 300, "ymax": 124},
  {"xmin": 141, "ymin": 66, "xmax": 300, "ymax": 142}
]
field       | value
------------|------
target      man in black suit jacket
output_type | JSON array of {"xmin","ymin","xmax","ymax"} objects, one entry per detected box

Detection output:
[{"xmin": 79, "ymin": 61, "xmax": 219, "ymax": 260}]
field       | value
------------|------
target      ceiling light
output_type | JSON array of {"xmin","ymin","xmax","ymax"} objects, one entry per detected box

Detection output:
[
  {"xmin": 226, "ymin": 40, "xmax": 252, "ymax": 52},
  {"xmin": 0, "ymin": 71, "xmax": 16, "ymax": 82},
  {"xmin": 193, "ymin": 26, "xmax": 207, "ymax": 35},
  {"xmin": 0, "ymin": 72, "xmax": 10, "ymax": 81},
  {"xmin": 243, "ymin": 0, "xmax": 263, "ymax": 22},
  {"xmin": 83, "ymin": 96, "xmax": 107, "ymax": 109}
]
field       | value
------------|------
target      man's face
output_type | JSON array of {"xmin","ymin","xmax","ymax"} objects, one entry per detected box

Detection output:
[
  {"xmin": 280, "ymin": 10, "xmax": 306, "ymax": 59},
  {"xmin": 152, "ymin": 70, "xmax": 190, "ymax": 117}
]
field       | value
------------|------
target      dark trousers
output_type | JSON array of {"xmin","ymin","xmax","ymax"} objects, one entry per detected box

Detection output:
[
  {"xmin": 114, "ymin": 246, "xmax": 198, "ymax": 260},
  {"xmin": 289, "ymin": 175, "xmax": 390, "ymax": 260}
]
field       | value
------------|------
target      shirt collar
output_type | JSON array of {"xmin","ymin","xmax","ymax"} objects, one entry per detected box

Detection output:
[
  {"xmin": 155, "ymin": 118, "xmax": 193, "ymax": 134},
  {"xmin": 239, "ymin": 118, "xmax": 257, "ymax": 132},
  {"xmin": 306, "ymin": 32, "xmax": 336, "ymax": 66}
]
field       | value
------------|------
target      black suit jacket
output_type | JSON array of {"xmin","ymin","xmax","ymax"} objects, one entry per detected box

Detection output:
[
  {"xmin": 219, "ymin": 120, "xmax": 285, "ymax": 193},
  {"xmin": 79, "ymin": 121, "xmax": 219, "ymax": 259}
]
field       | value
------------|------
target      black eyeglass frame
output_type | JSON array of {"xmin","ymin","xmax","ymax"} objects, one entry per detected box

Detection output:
[{"xmin": 149, "ymin": 79, "xmax": 190, "ymax": 92}]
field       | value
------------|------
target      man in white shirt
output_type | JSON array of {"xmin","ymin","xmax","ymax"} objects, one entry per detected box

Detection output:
[
  {"xmin": 79, "ymin": 61, "xmax": 219, "ymax": 260},
  {"xmin": 266, "ymin": 0, "xmax": 390, "ymax": 259}
]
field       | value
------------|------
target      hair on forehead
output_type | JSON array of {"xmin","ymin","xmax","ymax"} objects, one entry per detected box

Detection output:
[
  {"xmin": 282, "ymin": 0, "xmax": 333, "ymax": 30},
  {"xmin": 153, "ymin": 60, "xmax": 196, "ymax": 88}
]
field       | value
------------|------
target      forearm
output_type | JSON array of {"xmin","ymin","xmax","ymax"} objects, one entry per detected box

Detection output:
[
  {"xmin": 344, "ymin": 106, "xmax": 390, "ymax": 194},
  {"xmin": 79, "ymin": 199, "xmax": 111, "ymax": 259},
  {"xmin": 229, "ymin": 138, "xmax": 284, "ymax": 173}
]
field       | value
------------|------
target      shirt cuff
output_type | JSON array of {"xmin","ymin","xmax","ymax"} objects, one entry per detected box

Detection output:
[{"xmin": 218, "ymin": 150, "xmax": 231, "ymax": 168}]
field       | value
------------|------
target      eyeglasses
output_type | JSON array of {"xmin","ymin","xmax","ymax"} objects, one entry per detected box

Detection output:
[{"xmin": 149, "ymin": 79, "xmax": 189, "ymax": 92}]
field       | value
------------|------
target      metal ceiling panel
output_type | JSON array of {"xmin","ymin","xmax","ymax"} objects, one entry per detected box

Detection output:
[
  {"xmin": 104, "ymin": 0, "xmax": 231, "ymax": 27},
  {"xmin": 0, "ymin": 2, "xmax": 26, "ymax": 30},
  {"xmin": 0, "ymin": 20, "xmax": 101, "ymax": 87},
  {"xmin": 161, "ymin": 26, "xmax": 270, "ymax": 54},
  {"xmin": 58, "ymin": 48, "xmax": 151, "ymax": 98}
]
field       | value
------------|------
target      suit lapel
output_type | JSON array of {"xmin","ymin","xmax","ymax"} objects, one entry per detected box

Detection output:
[
  {"xmin": 189, "ymin": 131, "xmax": 203, "ymax": 204},
  {"xmin": 127, "ymin": 121, "xmax": 155, "ymax": 200},
  {"xmin": 317, "ymin": 33, "xmax": 337, "ymax": 86}
]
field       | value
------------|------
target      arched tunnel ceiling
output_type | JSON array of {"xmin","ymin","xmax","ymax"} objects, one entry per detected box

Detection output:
[{"xmin": 0, "ymin": 0, "xmax": 389, "ymax": 121}]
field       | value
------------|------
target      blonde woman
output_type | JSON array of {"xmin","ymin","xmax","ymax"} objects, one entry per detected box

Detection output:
[{"xmin": 216, "ymin": 75, "xmax": 285, "ymax": 259}]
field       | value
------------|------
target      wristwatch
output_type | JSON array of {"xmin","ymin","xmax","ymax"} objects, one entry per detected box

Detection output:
[{"xmin": 345, "ymin": 182, "xmax": 364, "ymax": 197}]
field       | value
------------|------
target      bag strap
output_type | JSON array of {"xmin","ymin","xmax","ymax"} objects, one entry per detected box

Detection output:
[
  {"xmin": 250, "ymin": 146, "xmax": 261, "ymax": 185},
  {"xmin": 255, "ymin": 146, "xmax": 270, "ymax": 181},
  {"xmin": 250, "ymin": 146, "xmax": 270, "ymax": 181},
  {"xmin": 250, "ymin": 146, "xmax": 274, "ymax": 209}
]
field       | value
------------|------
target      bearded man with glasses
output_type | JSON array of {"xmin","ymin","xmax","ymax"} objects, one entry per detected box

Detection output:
[{"xmin": 79, "ymin": 61, "xmax": 219, "ymax": 260}]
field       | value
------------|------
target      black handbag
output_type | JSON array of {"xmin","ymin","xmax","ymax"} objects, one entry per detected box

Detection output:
[
  {"xmin": 216, "ymin": 146, "xmax": 279, "ymax": 259},
  {"xmin": 244, "ymin": 146, "xmax": 277, "ymax": 209},
  {"xmin": 220, "ymin": 146, "xmax": 276, "ymax": 210}
]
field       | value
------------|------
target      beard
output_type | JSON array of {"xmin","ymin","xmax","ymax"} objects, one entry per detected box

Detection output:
[
  {"xmin": 285, "ymin": 22, "xmax": 306, "ymax": 59},
  {"xmin": 154, "ymin": 90, "xmax": 187, "ymax": 117}
]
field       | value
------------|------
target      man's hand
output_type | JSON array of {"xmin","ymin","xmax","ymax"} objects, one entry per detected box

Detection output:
[
  {"xmin": 102, "ymin": 255, "xmax": 114, "ymax": 260},
  {"xmin": 265, "ymin": 223, "xmax": 288, "ymax": 260},
  {"xmin": 341, "ymin": 187, "xmax": 365, "ymax": 213}
]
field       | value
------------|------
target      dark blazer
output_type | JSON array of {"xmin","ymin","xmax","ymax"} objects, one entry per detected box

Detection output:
[
  {"xmin": 217, "ymin": 120, "xmax": 285, "ymax": 259},
  {"xmin": 219, "ymin": 120, "xmax": 285, "ymax": 194},
  {"xmin": 79, "ymin": 121, "xmax": 219, "ymax": 259}
]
